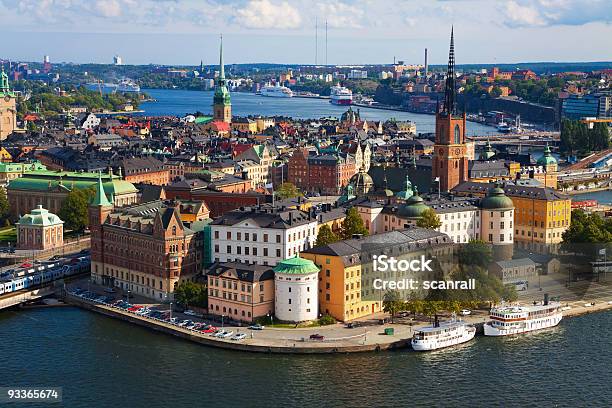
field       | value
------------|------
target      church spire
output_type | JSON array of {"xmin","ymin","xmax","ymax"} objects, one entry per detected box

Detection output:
[
  {"xmin": 443, "ymin": 26, "xmax": 457, "ymax": 115},
  {"xmin": 219, "ymin": 34, "xmax": 225, "ymax": 80},
  {"xmin": 92, "ymin": 171, "xmax": 112, "ymax": 207}
]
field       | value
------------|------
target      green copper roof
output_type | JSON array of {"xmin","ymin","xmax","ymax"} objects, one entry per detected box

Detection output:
[
  {"xmin": 481, "ymin": 186, "xmax": 514, "ymax": 210},
  {"xmin": 8, "ymin": 170, "xmax": 137, "ymax": 196},
  {"xmin": 396, "ymin": 175, "xmax": 414, "ymax": 200},
  {"xmin": 537, "ymin": 144, "xmax": 557, "ymax": 166},
  {"xmin": 194, "ymin": 116, "xmax": 213, "ymax": 124},
  {"xmin": 273, "ymin": 256, "xmax": 320, "ymax": 275},
  {"xmin": 1, "ymin": 67, "xmax": 16, "ymax": 97},
  {"xmin": 398, "ymin": 192, "xmax": 429, "ymax": 218},
  {"xmin": 92, "ymin": 172, "xmax": 112, "ymax": 207},
  {"xmin": 480, "ymin": 140, "xmax": 496, "ymax": 160},
  {"xmin": 214, "ymin": 34, "xmax": 231, "ymax": 106},
  {"xmin": 17, "ymin": 205, "xmax": 63, "ymax": 226}
]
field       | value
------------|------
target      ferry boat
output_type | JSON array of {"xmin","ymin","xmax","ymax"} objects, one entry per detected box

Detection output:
[
  {"xmin": 411, "ymin": 317, "xmax": 476, "ymax": 351},
  {"xmin": 117, "ymin": 79, "xmax": 140, "ymax": 93},
  {"xmin": 259, "ymin": 84, "xmax": 293, "ymax": 97},
  {"xmin": 484, "ymin": 297, "xmax": 562, "ymax": 336},
  {"xmin": 330, "ymin": 84, "xmax": 352, "ymax": 105}
]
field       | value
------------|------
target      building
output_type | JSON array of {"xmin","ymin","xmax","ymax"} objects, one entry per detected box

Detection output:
[
  {"xmin": 0, "ymin": 67, "xmax": 17, "ymax": 140},
  {"xmin": 232, "ymin": 117, "xmax": 257, "ymax": 134},
  {"xmin": 89, "ymin": 177, "xmax": 204, "ymax": 301},
  {"xmin": 213, "ymin": 36, "xmax": 232, "ymax": 123},
  {"xmin": 562, "ymin": 92, "xmax": 612, "ymax": 120},
  {"xmin": 287, "ymin": 148, "xmax": 357, "ymax": 195},
  {"xmin": 0, "ymin": 161, "xmax": 47, "ymax": 186},
  {"xmin": 490, "ymin": 258, "xmax": 537, "ymax": 285},
  {"xmin": 301, "ymin": 228, "xmax": 453, "ymax": 322},
  {"xmin": 273, "ymin": 256, "xmax": 320, "ymax": 322},
  {"xmin": 454, "ymin": 181, "xmax": 571, "ymax": 252},
  {"xmin": 210, "ymin": 206, "xmax": 318, "ymax": 266},
  {"xmin": 206, "ymin": 262, "xmax": 274, "ymax": 322},
  {"xmin": 87, "ymin": 133, "xmax": 126, "ymax": 150},
  {"xmin": 120, "ymin": 157, "xmax": 170, "ymax": 186},
  {"xmin": 16, "ymin": 205, "xmax": 64, "ymax": 250},
  {"xmin": 7, "ymin": 169, "xmax": 138, "ymax": 219},
  {"xmin": 432, "ymin": 28, "xmax": 468, "ymax": 192},
  {"xmin": 234, "ymin": 144, "xmax": 275, "ymax": 188},
  {"xmin": 79, "ymin": 113, "xmax": 101, "ymax": 130}
]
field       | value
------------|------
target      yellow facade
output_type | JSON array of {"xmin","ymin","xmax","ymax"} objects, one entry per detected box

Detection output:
[
  {"xmin": 512, "ymin": 195, "xmax": 571, "ymax": 246},
  {"xmin": 232, "ymin": 120, "xmax": 258, "ymax": 134},
  {"xmin": 300, "ymin": 252, "xmax": 381, "ymax": 322}
]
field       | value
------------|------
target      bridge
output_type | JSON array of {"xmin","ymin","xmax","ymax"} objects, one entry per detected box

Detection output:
[{"xmin": 0, "ymin": 285, "xmax": 58, "ymax": 310}]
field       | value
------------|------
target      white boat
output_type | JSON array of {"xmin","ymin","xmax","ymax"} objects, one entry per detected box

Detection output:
[
  {"xmin": 330, "ymin": 84, "xmax": 352, "ymax": 105},
  {"xmin": 117, "ymin": 79, "xmax": 140, "ymax": 93},
  {"xmin": 484, "ymin": 299, "xmax": 562, "ymax": 336},
  {"xmin": 259, "ymin": 84, "xmax": 293, "ymax": 97},
  {"xmin": 411, "ymin": 318, "xmax": 476, "ymax": 351}
]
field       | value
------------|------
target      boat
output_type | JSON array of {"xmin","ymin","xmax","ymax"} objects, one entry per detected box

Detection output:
[
  {"xmin": 117, "ymin": 79, "xmax": 140, "ymax": 93},
  {"xmin": 497, "ymin": 122, "xmax": 512, "ymax": 133},
  {"xmin": 259, "ymin": 84, "xmax": 293, "ymax": 98},
  {"xmin": 484, "ymin": 296, "xmax": 562, "ymax": 336},
  {"xmin": 411, "ymin": 317, "xmax": 476, "ymax": 351},
  {"xmin": 85, "ymin": 82, "xmax": 118, "ymax": 94},
  {"xmin": 330, "ymin": 84, "xmax": 352, "ymax": 105}
]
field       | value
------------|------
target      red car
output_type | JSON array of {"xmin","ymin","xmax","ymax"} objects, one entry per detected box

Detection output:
[
  {"xmin": 203, "ymin": 326, "xmax": 217, "ymax": 333},
  {"xmin": 309, "ymin": 334, "xmax": 325, "ymax": 341},
  {"xmin": 127, "ymin": 306, "xmax": 143, "ymax": 312}
]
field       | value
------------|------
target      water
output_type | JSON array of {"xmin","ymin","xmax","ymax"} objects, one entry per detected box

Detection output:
[
  {"xmin": 2, "ymin": 307, "xmax": 611, "ymax": 408},
  {"xmin": 572, "ymin": 190, "xmax": 612, "ymax": 205},
  {"xmin": 139, "ymin": 89, "xmax": 500, "ymax": 136}
]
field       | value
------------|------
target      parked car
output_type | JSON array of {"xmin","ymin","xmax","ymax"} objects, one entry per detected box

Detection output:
[
  {"xmin": 203, "ymin": 326, "xmax": 217, "ymax": 333},
  {"xmin": 211, "ymin": 330, "xmax": 225, "ymax": 337},
  {"xmin": 232, "ymin": 333, "xmax": 247, "ymax": 341},
  {"xmin": 220, "ymin": 331, "xmax": 234, "ymax": 339},
  {"xmin": 248, "ymin": 324, "xmax": 264, "ymax": 330},
  {"xmin": 104, "ymin": 287, "xmax": 116, "ymax": 294},
  {"xmin": 184, "ymin": 310, "xmax": 200, "ymax": 317},
  {"xmin": 459, "ymin": 309, "xmax": 471, "ymax": 316},
  {"xmin": 310, "ymin": 334, "xmax": 325, "ymax": 341}
]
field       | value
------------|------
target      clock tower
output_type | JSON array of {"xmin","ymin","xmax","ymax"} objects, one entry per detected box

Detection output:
[
  {"xmin": 432, "ymin": 27, "xmax": 468, "ymax": 192},
  {"xmin": 0, "ymin": 67, "xmax": 17, "ymax": 141}
]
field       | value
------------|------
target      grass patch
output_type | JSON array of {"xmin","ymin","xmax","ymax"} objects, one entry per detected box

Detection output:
[{"xmin": 0, "ymin": 227, "xmax": 16, "ymax": 243}]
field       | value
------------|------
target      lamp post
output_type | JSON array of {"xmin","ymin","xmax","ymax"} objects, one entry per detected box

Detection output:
[
  {"xmin": 267, "ymin": 312, "xmax": 273, "ymax": 327},
  {"xmin": 221, "ymin": 314, "xmax": 226, "ymax": 328},
  {"xmin": 169, "ymin": 302, "xmax": 173, "ymax": 321}
]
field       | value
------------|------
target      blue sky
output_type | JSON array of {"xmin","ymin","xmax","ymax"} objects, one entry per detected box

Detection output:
[{"xmin": 0, "ymin": 0, "xmax": 611, "ymax": 65}]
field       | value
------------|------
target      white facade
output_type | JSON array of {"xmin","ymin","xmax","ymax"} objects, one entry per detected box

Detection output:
[
  {"xmin": 211, "ymin": 218, "xmax": 318, "ymax": 266},
  {"xmin": 482, "ymin": 209, "xmax": 514, "ymax": 245},
  {"xmin": 274, "ymin": 271, "xmax": 318, "ymax": 322}
]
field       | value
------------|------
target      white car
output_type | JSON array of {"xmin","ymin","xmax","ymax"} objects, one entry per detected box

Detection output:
[
  {"xmin": 232, "ymin": 333, "xmax": 247, "ymax": 341},
  {"xmin": 220, "ymin": 331, "xmax": 234, "ymax": 339},
  {"xmin": 184, "ymin": 310, "xmax": 199, "ymax": 317},
  {"xmin": 212, "ymin": 330, "xmax": 226, "ymax": 337},
  {"xmin": 459, "ymin": 309, "xmax": 471, "ymax": 316}
]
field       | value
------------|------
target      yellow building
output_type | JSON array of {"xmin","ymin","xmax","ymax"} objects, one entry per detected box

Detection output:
[
  {"xmin": 0, "ymin": 147, "xmax": 13, "ymax": 162},
  {"xmin": 302, "ymin": 228, "xmax": 453, "ymax": 322},
  {"xmin": 232, "ymin": 118, "xmax": 258, "ymax": 134},
  {"xmin": 455, "ymin": 182, "xmax": 571, "ymax": 252}
]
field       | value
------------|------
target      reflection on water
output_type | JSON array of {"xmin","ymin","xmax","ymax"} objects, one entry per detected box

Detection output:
[{"xmin": 2, "ymin": 307, "xmax": 611, "ymax": 408}]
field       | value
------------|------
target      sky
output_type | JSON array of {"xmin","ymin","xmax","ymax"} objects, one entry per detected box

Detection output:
[{"xmin": 0, "ymin": 0, "xmax": 611, "ymax": 66}]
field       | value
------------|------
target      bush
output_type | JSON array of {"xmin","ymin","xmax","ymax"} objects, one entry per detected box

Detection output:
[{"xmin": 318, "ymin": 314, "xmax": 336, "ymax": 325}]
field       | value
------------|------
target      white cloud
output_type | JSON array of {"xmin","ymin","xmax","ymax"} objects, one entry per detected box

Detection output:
[
  {"xmin": 501, "ymin": 0, "xmax": 612, "ymax": 27},
  {"xmin": 94, "ymin": 0, "xmax": 123, "ymax": 18},
  {"xmin": 503, "ymin": 1, "xmax": 545, "ymax": 27},
  {"xmin": 234, "ymin": 0, "xmax": 302, "ymax": 29},
  {"xmin": 317, "ymin": 1, "xmax": 364, "ymax": 29}
]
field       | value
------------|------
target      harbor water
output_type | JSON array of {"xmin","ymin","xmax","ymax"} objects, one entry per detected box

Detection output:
[{"xmin": 1, "ymin": 307, "xmax": 611, "ymax": 407}]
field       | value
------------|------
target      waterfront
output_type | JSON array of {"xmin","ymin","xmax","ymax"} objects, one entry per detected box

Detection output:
[
  {"xmin": 139, "ymin": 89, "xmax": 501, "ymax": 136},
  {"xmin": 2, "ymin": 306, "xmax": 611, "ymax": 408}
]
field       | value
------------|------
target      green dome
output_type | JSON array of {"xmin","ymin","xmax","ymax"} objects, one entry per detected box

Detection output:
[
  {"xmin": 17, "ymin": 205, "xmax": 63, "ymax": 226},
  {"xmin": 398, "ymin": 193, "xmax": 429, "ymax": 218},
  {"xmin": 349, "ymin": 168, "xmax": 373, "ymax": 195},
  {"xmin": 537, "ymin": 145, "xmax": 557, "ymax": 166},
  {"xmin": 396, "ymin": 175, "xmax": 413, "ymax": 200},
  {"xmin": 274, "ymin": 256, "xmax": 320, "ymax": 275},
  {"xmin": 481, "ymin": 186, "xmax": 514, "ymax": 210}
]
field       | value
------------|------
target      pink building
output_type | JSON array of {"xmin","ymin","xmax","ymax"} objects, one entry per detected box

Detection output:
[
  {"xmin": 16, "ymin": 205, "xmax": 64, "ymax": 250},
  {"xmin": 207, "ymin": 262, "xmax": 274, "ymax": 323}
]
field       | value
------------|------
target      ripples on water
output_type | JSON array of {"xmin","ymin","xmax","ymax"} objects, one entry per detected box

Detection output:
[{"xmin": 1, "ymin": 308, "xmax": 611, "ymax": 408}]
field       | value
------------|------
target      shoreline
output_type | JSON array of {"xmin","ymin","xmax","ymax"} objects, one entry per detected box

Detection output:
[{"xmin": 62, "ymin": 294, "xmax": 612, "ymax": 355}]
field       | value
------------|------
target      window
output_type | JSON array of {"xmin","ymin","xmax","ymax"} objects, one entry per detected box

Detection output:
[
  {"xmin": 263, "ymin": 248, "xmax": 268, "ymax": 256},
  {"xmin": 276, "ymin": 249, "xmax": 281, "ymax": 257},
  {"xmin": 227, "ymin": 245, "xmax": 232, "ymax": 254},
  {"xmin": 214, "ymin": 231, "xmax": 219, "ymax": 239},
  {"xmin": 252, "ymin": 233, "xmax": 257, "ymax": 241},
  {"xmin": 264, "ymin": 234, "xmax": 268, "ymax": 242},
  {"xmin": 488, "ymin": 234, "xmax": 493, "ymax": 242},
  {"xmin": 454, "ymin": 124, "xmax": 461, "ymax": 144},
  {"xmin": 253, "ymin": 248, "xmax": 258, "ymax": 256},
  {"xmin": 276, "ymin": 234, "xmax": 281, "ymax": 243},
  {"xmin": 226, "ymin": 231, "xmax": 231, "ymax": 239}
]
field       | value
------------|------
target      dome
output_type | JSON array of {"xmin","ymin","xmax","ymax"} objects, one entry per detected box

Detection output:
[
  {"xmin": 481, "ymin": 186, "xmax": 514, "ymax": 210},
  {"xmin": 17, "ymin": 205, "xmax": 63, "ymax": 226},
  {"xmin": 349, "ymin": 167, "xmax": 373, "ymax": 195},
  {"xmin": 537, "ymin": 144, "xmax": 557, "ymax": 166},
  {"xmin": 398, "ymin": 193, "xmax": 430, "ymax": 218},
  {"xmin": 273, "ymin": 256, "xmax": 320, "ymax": 275}
]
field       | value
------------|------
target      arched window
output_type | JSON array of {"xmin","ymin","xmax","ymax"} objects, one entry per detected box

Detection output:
[{"xmin": 454, "ymin": 124, "xmax": 461, "ymax": 144}]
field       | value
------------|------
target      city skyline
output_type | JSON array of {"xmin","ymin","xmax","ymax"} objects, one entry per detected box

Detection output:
[{"xmin": 0, "ymin": 0, "xmax": 611, "ymax": 65}]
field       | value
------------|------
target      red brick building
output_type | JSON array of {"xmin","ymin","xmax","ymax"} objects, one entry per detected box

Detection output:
[{"xmin": 287, "ymin": 148, "xmax": 356, "ymax": 195}]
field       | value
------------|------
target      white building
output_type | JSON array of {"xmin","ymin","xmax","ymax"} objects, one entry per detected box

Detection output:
[
  {"xmin": 114, "ymin": 55, "xmax": 123, "ymax": 65},
  {"xmin": 273, "ymin": 256, "xmax": 320, "ymax": 322},
  {"xmin": 348, "ymin": 70, "xmax": 368, "ymax": 79},
  {"xmin": 210, "ymin": 207, "xmax": 318, "ymax": 266}
]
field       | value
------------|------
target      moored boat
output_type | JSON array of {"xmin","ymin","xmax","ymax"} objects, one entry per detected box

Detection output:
[
  {"xmin": 484, "ymin": 295, "xmax": 562, "ymax": 336},
  {"xmin": 411, "ymin": 317, "xmax": 476, "ymax": 351}
]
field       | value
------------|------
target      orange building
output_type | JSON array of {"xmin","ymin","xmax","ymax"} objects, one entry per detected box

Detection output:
[{"xmin": 121, "ymin": 157, "xmax": 170, "ymax": 186}]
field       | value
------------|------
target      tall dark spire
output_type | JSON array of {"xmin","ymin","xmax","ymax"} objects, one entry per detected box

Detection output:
[{"xmin": 443, "ymin": 26, "xmax": 457, "ymax": 115}]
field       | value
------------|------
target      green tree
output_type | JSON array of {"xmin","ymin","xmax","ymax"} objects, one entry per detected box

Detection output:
[
  {"xmin": 457, "ymin": 239, "xmax": 493, "ymax": 269},
  {"xmin": 383, "ymin": 290, "xmax": 405, "ymax": 322},
  {"xmin": 563, "ymin": 209, "xmax": 612, "ymax": 244},
  {"xmin": 421, "ymin": 301, "xmax": 443, "ymax": 321},
  {"xmin": 341, "ymin": 207, "xmax": 369, "ymax": 239},
  {"xmin": 275, "ymin": 182, "xmax": 302, "ymax": 200},
  {"xmin": 315, "ymin": 224, "xmax": 339, "ymax": 247},
  {"xmin": 58, "ymin": 187, "xmax": 95, "ymax": 231},
  {"xmin": 173, "ymin": 281, "xmax": 208, "ymax": 308},
  {"xmin": 416, "ymin": 208, "xmax": 442, "ymax": 230},
  {"xmin": 0, "ymin": 187, "xmax": 10, "ymax": 225}
]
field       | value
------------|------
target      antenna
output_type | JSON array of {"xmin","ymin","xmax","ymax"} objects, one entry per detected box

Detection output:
[
  {"xmin": 325, "ymin": 19, "xmax": 328, "ymax": 66},
  {"xmin": 315, "ymin": 17, "xmax": 318, "ymax": 66}
]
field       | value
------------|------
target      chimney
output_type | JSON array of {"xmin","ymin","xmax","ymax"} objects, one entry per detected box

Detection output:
[
  {"xmin": 543, "ymin": 293, "xmax": 549, "ymax": 306},
  {"xmin": 289, "ymin": 212, "xmax": 293, "ymax": 225},
  {"xmin": 424, "ymin": 48, "xmax": 428, "ymax": 76}
]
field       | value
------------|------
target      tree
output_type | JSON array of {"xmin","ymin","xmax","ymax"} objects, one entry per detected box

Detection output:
[
  {"xmin": 315, "ymin": 224, "xmax": 339, "ymax": 247},
  {"xmin": 0, "ymin": 187, "xmax": 10, "ymax": 226},
  {"xmin": 457, "ymin": 239, "xmax": 493, "ymax": 269},
  {"xmin": 416, "ymin": 208, "xmax": 442, "ymax": 230},
  {"xmin": 341, "ymin": 207, "xmax": 369, "ymax": 239},
  {"xmin": 383, "ymin": 290, "xmax": 405, "ymax": 322},
  {"xmin": 563, "ymin": 209, "xmax": 612, "ymax": 245},
  {"xmin": 275, "ymin": 182, "xmax": 302, "ymax": 200},
  {"xmin": 421, "ymin": 301, "xmax": 443, "ymax": 322},
  {"xmin": 58, "ymin": 187, "xmax": 95, "ymax": 231},
  {"xmin": 173, "ymin": 281, "xmax": 208, "ymax": 309}
]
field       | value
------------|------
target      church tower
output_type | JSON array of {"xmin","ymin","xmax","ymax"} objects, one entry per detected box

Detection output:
[
  {"xmin": 0, "ymin": 66, "xmax": 17, "ymax": 141},
  {"xmin": 213, "ymin": 35, "xmax": 232, "ymax": 123},
  {"xmin": 432, "ymin": 27, "xmax": 468, "ymax": 192},
  {"xmin": 89, "ymin": 172, "xmax": 113, "ymax": 285}
]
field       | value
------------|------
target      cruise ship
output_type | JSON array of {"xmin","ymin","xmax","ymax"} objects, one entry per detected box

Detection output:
[
  {"xmin": 411, "ymin": 318, "xmax": 476, "ymax": 351},
  {"xmin": 484, "ymin": 296, "xmax": 562, "ymax": 336},
  {"xmin": 259, "ymin": 84, "xmax": 293, "ymax": 98},
  {"xmin": 117, "ymin": 79, "xmax": 141, "ymax": 93},
  {"xmin": 330, "ymin": 84, "xmax": 352, "ymax": 105},
  {"xmin": 85, "ymin": 79, "xmax": 140, "ymax": 94}
]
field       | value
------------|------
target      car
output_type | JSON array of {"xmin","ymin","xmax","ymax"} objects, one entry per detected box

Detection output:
[
  {"xmin": 211, "ymin": 330, "xmax": 225, "ymax": 337},
  {"xmin": 184, "ymin": 310, "xmax": 200, "ymax": 317},
  {"xmin": 203, "ymin": 326, "xmax": 217, "ymax": 333},
  {"xmin": 169, "ymin": 317, "xmax": 179, "ymax": 324},
  {"xmin": 128, "ymin": 306, "xmax": 143, "ymax": 312},
  {"xmin": 232, "ymin": 333, "xmax": 247, "ymax": 341},
  {"xmin": 248, "ymin": 324, "xmax": 264, "ymax": 330},
  {"xmin": 178, "ymin": 320, "xmax": 193, "ymax": 327},
  {"xmin": 310, "ymin": 334, "xmax": 325, "ymax": 341},
  {"xmin": 185, "ymin": 322, "xmax": 197, "ymax": 329},
  {"xmin": 459, "ymin": 309, "xmax": 471, "ymax": 316},
  {"xmin": 104, "ymin": 287, "xmax": 116, "ymax": 293},
  {"xmin": 220, "ymin": 331, "xmax": 234, "ymax": 338},
  {"xmin": 397, "ymin": 311, "xmax": 410, "ymax": 318}
]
